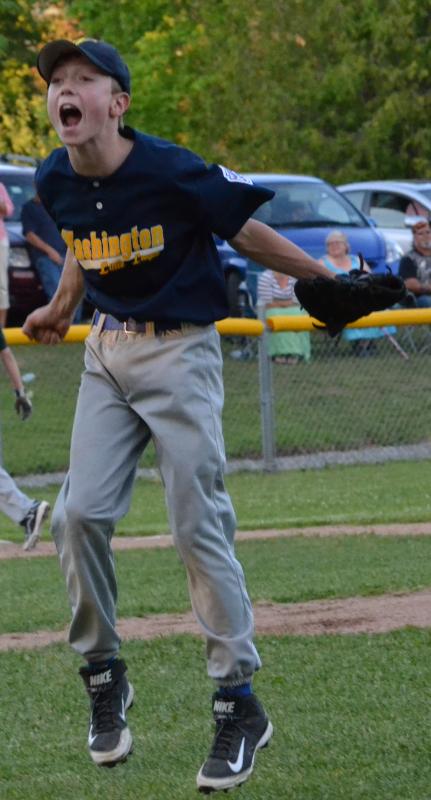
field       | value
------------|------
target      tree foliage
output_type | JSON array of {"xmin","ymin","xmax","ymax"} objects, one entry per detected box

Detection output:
[
  {"xmin": 0, "ymin": 1, "xmax": 80, "ymax": 157},
  {"xmin": 0, "ymin": 0, "xmax": 41, "ymax": 60},
  {"xmin": 68, "ymin": 0, "xmax": 431, "ymax": 180},
  {"xmin": 3, "ymin": 0, "xmax": 431, "ymax": 180}
]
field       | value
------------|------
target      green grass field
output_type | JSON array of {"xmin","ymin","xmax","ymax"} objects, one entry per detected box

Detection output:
[
  {"xmin": 2, "ymin": 633, "xmax": 431, "ymax": 800},
  {"xmin": 3, "ymin": 458, "xmax": 431, "ymax": 544},
  {"xmin": 3, "ymin": 333, "xmax": 431, "ymax": 473},
  {"xmin": 2, "ymin": 460, "xmax": 431, "ymax": 799},
  {"xmin": 1, "ymin": 534, "xmax": 431, "ymax": 635}
]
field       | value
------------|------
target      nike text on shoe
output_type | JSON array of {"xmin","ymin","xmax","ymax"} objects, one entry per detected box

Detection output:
[
  {"xmin": 196, "ymin": 692, "xmax": 273, "ymax": 793},
  {"xmin": 79, "ymin": 658, "xmax": 134, "ymax": 767},
  {"xmin": 21, "ymin": 500, "xmax": 50, "ymax": 551}
]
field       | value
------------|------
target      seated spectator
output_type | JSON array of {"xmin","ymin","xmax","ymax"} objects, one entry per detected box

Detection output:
[
  {"xmin": 399, "ymin": 220, "xmax": 431, "ymax": 307},
  {"xmin": 257, "ymin": 270, "xmax": 310, "ymax": 364},
  {"xmin": 0, "ymin": 326, "xmax": 50, "ymax": 550},
  {"xmin": 288, "ymin": 201, "xmax": 312, "ymax": 222},
  {"xmin": 319, "ymin": 230, "xmax": 394, "ymax": 356},
  {"xmin": 21, "ymin": 192, "xmax": 82, "ymax": 321}
]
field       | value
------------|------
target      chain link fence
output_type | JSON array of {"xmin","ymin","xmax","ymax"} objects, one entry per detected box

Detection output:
[{"xmin": 2, "ymin": 316, "xmax": 431, "ymax": 478}]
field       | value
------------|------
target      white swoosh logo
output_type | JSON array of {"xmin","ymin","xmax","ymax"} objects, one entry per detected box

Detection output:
[
  {"xmin": 88, "ymin": 725, "xmax": 96, "ymax": 746},
  {"xmin": 88, "ymin": 697, "xmax": 126, "ymax": 746},
  {"xmin": 228, "ymin": 737, "xmax": 245, "ymax": 773}
]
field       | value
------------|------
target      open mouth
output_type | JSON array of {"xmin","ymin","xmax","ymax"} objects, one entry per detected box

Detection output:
[{"xmin": 59, "ymin": 103, "xmax": 82, "ymax": 127}]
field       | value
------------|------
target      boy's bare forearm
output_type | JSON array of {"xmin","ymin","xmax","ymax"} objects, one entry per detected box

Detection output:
[
  {"xmin": 50, "ymin": 250, "xmax": 85, "ymax": 316},
  {"xmin": 229, "ymin": 219, "xmax": 334, "ymax": 280},
  {"xmin": 22, "ymin": 249, "xmax": 85, "ymax": 343}
]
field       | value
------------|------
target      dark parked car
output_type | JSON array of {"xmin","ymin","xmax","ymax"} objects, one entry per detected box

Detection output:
[
  {"xmin": 0, "ymin": 157, "xmax": 46, "ymax": 326},
  {"xmin": 216, "ymin": 173, "xmax": 402, "ymax": 315}
]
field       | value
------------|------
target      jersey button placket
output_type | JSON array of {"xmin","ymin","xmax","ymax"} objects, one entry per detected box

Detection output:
[{"xmin": 91, "ymin": 180, "xmax": 103, "ymax": 211}]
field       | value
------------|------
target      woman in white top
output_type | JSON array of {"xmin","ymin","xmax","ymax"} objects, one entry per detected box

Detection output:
[
  {"xmin": 0, "ymin": 183, "xmax": 14, "ymax": 327},
  {"xmin": 257, "ymin": 270, "xmax": 311, "ymax": 364}
]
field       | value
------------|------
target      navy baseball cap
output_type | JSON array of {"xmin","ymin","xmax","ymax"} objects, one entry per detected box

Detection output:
[{"xmin": 37, "ymin": 38, "xmax": 131, "ymax": 94}]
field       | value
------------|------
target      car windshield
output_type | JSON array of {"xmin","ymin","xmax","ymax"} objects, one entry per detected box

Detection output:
[
  {"xmin": 252, "ymin": 180, "xmax": 366, "ymax": 228},
  {"xmin": 1, "ymin": 172, "xmax": 35, "ymax": 222}
]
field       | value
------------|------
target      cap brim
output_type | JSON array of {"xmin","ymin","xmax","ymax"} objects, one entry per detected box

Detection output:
[{"xmin": 37, "ymin": 40, "xmax": 82, "ymax": 83}]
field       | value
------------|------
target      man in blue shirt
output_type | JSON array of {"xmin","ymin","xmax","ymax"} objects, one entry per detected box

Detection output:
[
  {"xmin": 21, "ymin": 193, "xmax": 82, "ymax": 320},
  {"xmin": 24, "ymin": 38, "xmax": 333, "ymax": 792}
]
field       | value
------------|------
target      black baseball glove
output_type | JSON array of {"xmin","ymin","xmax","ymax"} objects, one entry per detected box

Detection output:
[
  {"xmin": 14, "ymin": 389, "xmax": 32, "ymax": 421},
  {"xmin": 294, "ymin": 260, "xmax": 407, "ymax": 338}
]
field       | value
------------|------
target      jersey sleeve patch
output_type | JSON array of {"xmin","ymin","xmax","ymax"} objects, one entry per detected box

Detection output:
[{"xmin": 218, "ymin": 166, "xmax": 253, "ymax": 185}]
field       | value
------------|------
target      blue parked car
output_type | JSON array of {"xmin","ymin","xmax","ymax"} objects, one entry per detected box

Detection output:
[{"xmin": 216, "ymin": 173, "xmax": 401, "ymax": 315}]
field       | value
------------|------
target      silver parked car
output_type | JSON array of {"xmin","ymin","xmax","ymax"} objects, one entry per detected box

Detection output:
[{"xmin": 337, "ymin": 180, "xmax": 431, "ymax": 254}]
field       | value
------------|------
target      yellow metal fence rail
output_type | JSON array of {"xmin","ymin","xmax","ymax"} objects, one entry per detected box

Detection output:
[{"xmin": 4, "ymin": 308, "xmax": 431, "ymax": 345}]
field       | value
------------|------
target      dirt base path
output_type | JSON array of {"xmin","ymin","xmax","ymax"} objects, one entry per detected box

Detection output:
[
  {"xmin": 2, "ymin": 521, "xmax": 431, "ymax": 560},
  {"xmin": 2, "ymin": 523, "xmax": 431, "ymax": 652},
  {"xmin": 1, "ymin": 590, "xmax": 431, "ymax": 652}
]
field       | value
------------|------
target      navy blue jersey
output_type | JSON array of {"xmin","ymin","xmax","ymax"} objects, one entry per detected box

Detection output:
[{"xmin": 36, "ymin": 128, "xmax": 274, "ymax": 324}]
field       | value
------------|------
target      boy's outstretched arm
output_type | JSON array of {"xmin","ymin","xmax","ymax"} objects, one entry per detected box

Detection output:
[
  {"xmin": 0, "ymin": 342, "xmax": 33, "ymax": 419},
  {"xmin": 1, "ymin": 345, "xmax": 26, "ymax": 394},
  {"xmin": 23, "ymin": 249, "xmax": 85, "ymax": 344},
  {"xmin": 229, "ymin": 218, "xmax": 334, "ymax": 280}
]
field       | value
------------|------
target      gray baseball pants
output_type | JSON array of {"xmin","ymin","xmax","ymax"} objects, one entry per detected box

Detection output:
[
  {"xmin": 0, "ymin": 464, "xmax": 32, "ymax": 523},
  {"xmin": 51, "ymin": 323, "xmax": 261, "ymax": 686}
]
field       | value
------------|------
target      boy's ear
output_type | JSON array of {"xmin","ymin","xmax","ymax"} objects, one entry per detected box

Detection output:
[{"xmin": 110, "ymin": 92, "xmax": 130, "ymax": 119}]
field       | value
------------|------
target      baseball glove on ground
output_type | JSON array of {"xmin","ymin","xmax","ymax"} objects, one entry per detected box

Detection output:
[{"xmin": 294, "ymin": 262, "xmax": 407, "ymax": 338}]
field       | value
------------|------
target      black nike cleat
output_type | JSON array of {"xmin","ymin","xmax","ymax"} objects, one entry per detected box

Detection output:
[
  {"xmin": 196, "ymin": 692, "xmax": 273, "ymax": 793},
  {"xmin": 79, "ymin": 658, "xmax": 134, "ymax": 767}
]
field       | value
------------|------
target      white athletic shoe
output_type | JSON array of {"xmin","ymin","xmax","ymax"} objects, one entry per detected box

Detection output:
[{"xmin": 21, "ymin": 500, "xmax": 50, "ymax": 550}]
